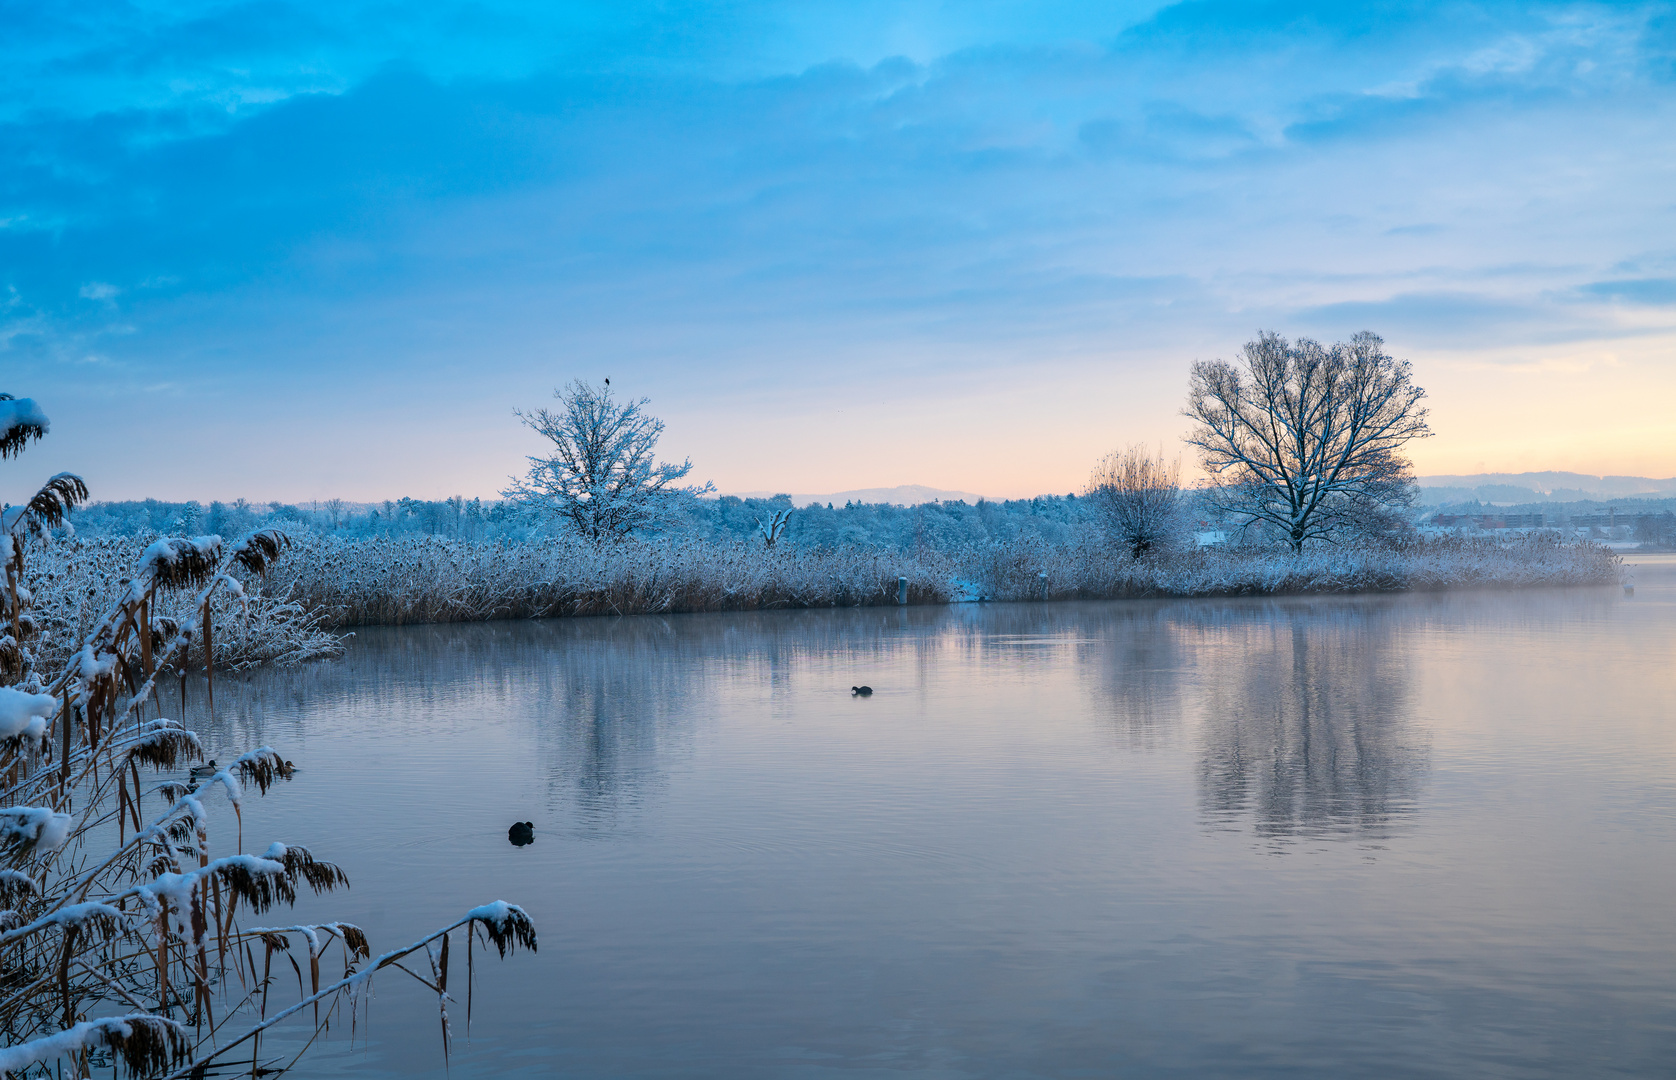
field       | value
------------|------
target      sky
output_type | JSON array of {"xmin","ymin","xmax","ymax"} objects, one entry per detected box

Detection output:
[{"xmin": 3, "ymin": 0, "xmax": 1674, "ymax": 502}]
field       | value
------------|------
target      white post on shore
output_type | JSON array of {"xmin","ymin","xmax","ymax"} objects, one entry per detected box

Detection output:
[
  {"xmin": 1038, "ymin": 571, "xmax": 1048, "ymax": 601},
  {"xmin": 897, "ymin": 577, "xmax": 909, "ymax": 605}
]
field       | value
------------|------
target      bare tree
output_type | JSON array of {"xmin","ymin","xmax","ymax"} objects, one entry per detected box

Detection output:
[
  {"xmin": 1086, "ymin": 445, "xmax": 1182, "ymax": 558},
  {"xmin": 504, "ymin": 380, "xmax": 713, "ymax": 541},
  {"xmin": 1184, "ymin": 330, "xmax": 1430, "ymax": 551},
  {"xmin": 755, "ymin": 507, "xmax": 793, "ymax": 548}
]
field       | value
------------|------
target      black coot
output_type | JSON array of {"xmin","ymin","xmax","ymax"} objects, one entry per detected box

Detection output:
[
  {"xmin": 508, "ymin": 821, "xmax": 535, "ymax": 846},
  {"xmin": 851, "ymin": 685, "xmax": 873, "ymax": 696}
]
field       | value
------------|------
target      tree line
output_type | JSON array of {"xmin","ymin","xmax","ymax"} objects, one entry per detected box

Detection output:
[{"xmin": 508, "ymin": 330, "xmax": 1431, "ymax": 555}]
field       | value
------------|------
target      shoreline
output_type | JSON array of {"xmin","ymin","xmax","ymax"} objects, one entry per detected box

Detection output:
[{"xmin": 17, "ymin": 533, "xmax": 1621, "ymax": 669}]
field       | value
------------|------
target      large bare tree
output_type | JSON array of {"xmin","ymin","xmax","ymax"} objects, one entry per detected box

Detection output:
[
  {"xmin": 1184, "ymin": 331, "xmax": 1430, "ymax": 551},
  {"xmin": 1086, "ymin": 444, "xmax": 1182, "ymax": 558},
  {"xmin": 504, "ymin": 380, "xmax": 713, "ymax": 541}
]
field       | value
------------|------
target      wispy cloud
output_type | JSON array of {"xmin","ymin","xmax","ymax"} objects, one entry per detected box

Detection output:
[{"xmin": 2, "ymin": 1, "xmax": 1673, "ymax": 497}]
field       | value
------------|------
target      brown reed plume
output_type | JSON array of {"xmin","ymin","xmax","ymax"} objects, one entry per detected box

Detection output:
[{"xmin": 0, "ymin": 396, "xmax": 50, "ymax": 461}]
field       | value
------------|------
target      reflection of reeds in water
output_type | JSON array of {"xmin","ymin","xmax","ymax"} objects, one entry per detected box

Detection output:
[
  {"xmin": 222, "ymin": 585, "xmax": 1627, "ymax": 855},
  {"xmin": 218, "ymin": 597, "xmax": 1467, "ymax": 846},
  {"xmin": 217, "ymin": 610, "xmax": 960, "ymax": 829},
  {"xmin": 1188, "ymin": 600, "xmax": 1430, "ymax": 840}
]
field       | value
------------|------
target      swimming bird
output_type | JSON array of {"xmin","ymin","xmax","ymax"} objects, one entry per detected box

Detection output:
[
  {"xmin": 189, "ymin": 760, "xmax": 218, "ymax": 778},
  {"xmin": 851, "ymin": 686, "xmax": 873, "ymax": 696},
  {"xmin": 508, "ymin": 821, "xmax": 535, "ymax": 847}
]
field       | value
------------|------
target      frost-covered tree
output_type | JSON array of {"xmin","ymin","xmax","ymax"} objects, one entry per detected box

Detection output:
[
  {"xmin": 1184, "ymin": 331, "xmax": 1430, "ymax": 551},
  {"xmin": 504, "ymin": 380, "xmax": 714, "ymax": 541},
  {"xmin": 1086, "ymin": 445, "xmax": 1182, "ymax": 558}
]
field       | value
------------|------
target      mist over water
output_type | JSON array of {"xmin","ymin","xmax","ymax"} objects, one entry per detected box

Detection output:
[{"xmin": 190, "ymin": 558, "xmax": 1676, "ymax": 1077}]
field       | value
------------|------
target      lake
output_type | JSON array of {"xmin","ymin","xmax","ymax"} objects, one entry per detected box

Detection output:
[{"xmin": 196, "ymin": 554, "xmax": 1676, "ymax": 1078}]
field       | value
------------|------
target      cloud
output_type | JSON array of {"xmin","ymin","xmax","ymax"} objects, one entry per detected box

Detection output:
[
  {"xmin": 2, "ymin": 0, "xmax": 1675, "ymax": 496},
  {"xmin": 1581, "ymin": 277, "xmax": 1676, "ymax": 305},
  {"xmin": 1292, "ymin": 290, "xmax": 1635, "ymax": 349}
]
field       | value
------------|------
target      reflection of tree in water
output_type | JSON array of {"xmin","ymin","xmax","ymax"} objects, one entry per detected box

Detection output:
[
  {"xmin": 525, "ymin": 618, "xmax": 694, "ymax": 830},
  {"xmin": 217, "ymin": 595, "xmax": 1430, "ymax": 842},
  {"xmin": 493, "ymin": 609, "xmax": 968, "ymax": 830},
  {"xmin": 903, "ymin": 603, "xmax": 1189, "ymax": 750},
  {"xmin": 1188, "ymin": 599, "xmax": 1430, "ymax": 840}
]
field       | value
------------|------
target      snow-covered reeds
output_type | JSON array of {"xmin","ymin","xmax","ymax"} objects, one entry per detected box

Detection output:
[
  {"xmin": 966, "ymin": 532, "xmax": 1621, "ymax": 601},
  {"xmin": 0, "ymin": 528, "xmax": 538, "ymax": 1077},
  {"xmin": 13, "ymin": 536, "xmax": 343, "ymax": 675},
  {"xmin": 3, "ymin": 398, "xmax": 535, "ymax": 1077},
  {"xmin": 258, "ymin": 532, "xmax": 1620, "ymax": 628},
  {"xmin": 267, "ymin": 534, "xmax": 957, "ymax": 625}
]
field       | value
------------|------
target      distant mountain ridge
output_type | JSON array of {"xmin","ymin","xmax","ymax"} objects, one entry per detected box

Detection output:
[
  {"xmin": 1417, "ymin": 472, "xmax": 1676, "ymax": 506},
  {"xmin": 722, "ymin": 484, "xmax": 992, "ymax": 507}
]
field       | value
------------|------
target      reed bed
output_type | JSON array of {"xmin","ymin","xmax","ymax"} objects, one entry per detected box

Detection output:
[
  {"xmin": 973, "ymin": 533, "xmax": 1623, "ymax": 601},
  {"xmin": 0, "ymin": 529, "xmax": 535, "ymax": 1078},
  {"xmin": 18, "ymin": 537, "xmax": 343, "ymax": 673},
  {"xmin": 249, "ymin": 532, "xmax": 1622, "ymax": 630},
  {"xmin": 267, "ymin": 535, "xmax": 957, "ymax": 625}
]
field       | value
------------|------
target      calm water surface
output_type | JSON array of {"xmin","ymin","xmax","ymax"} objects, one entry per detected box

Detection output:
[{"xmin": 193, "ymin": 556, "xmax": 1676, "ymax": 1078}]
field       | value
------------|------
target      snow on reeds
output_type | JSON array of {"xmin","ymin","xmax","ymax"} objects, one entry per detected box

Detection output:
[
  {"xmin": 267, "ymin": 534, "xmax": 957, "ymax": 625},
  {"xmin": 19, "ymin": 532, "xmax": 1618, "ymax": 660},
  {"xmin": 973, "ymin": 533, "xmax": 1623, "ymax": 601},
  {"xmin": 20, "ymin": 536, "xmax": 344, "ymax": 671},
  {"xmin": 0, "ymin": 529, "xmax": 535, "ymax": 1077},
  {"xmin": 254, "ymin": 532, "xmax": 1621, "ymax": 629}
]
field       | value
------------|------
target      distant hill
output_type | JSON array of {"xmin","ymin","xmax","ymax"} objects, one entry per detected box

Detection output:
[
  {"xmin": 1417, "ymin": 472, "xmax": 1676, "ymax": 506},
  {"xmin": 722, "ymin": 484, "xmax": 993, "ymax": 508}
]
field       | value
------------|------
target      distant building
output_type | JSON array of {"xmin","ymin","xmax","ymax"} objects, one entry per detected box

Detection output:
[{"xmin": 1427, "ymin": 512, "xmax": 1544, "ymax": 531}]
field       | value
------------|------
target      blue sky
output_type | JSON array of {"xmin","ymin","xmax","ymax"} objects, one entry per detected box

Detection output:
[{"xmin": 3, "ymin": 0, "xmax": 1674, "ymax": 500}]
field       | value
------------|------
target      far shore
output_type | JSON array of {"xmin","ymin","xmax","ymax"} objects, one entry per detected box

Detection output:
[{"xmin": 21, "ymin": 532, "xmax": 1623, "ymax": 671}]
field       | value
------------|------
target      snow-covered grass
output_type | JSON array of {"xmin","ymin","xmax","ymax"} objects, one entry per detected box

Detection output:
[{"xmin": 256, "ymin": 532, "xmax": 1620, "ymax": 628}]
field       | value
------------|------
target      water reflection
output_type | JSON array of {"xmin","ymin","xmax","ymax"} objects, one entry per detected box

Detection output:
[
  {"xmin": 1076, "ymin": 604, "xmax": 1190, "ymax": 751},
  {"xmin": 206, "ymin": 600, "xmax": 1436, "ymax": 842},
  {"xmin": 1190, "ymin": 600, "xmax": 1429, "ymax": 840},
  {"xmin": 185, "ymin": 573, "xmax": 1676, "ymax": 1080}
]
